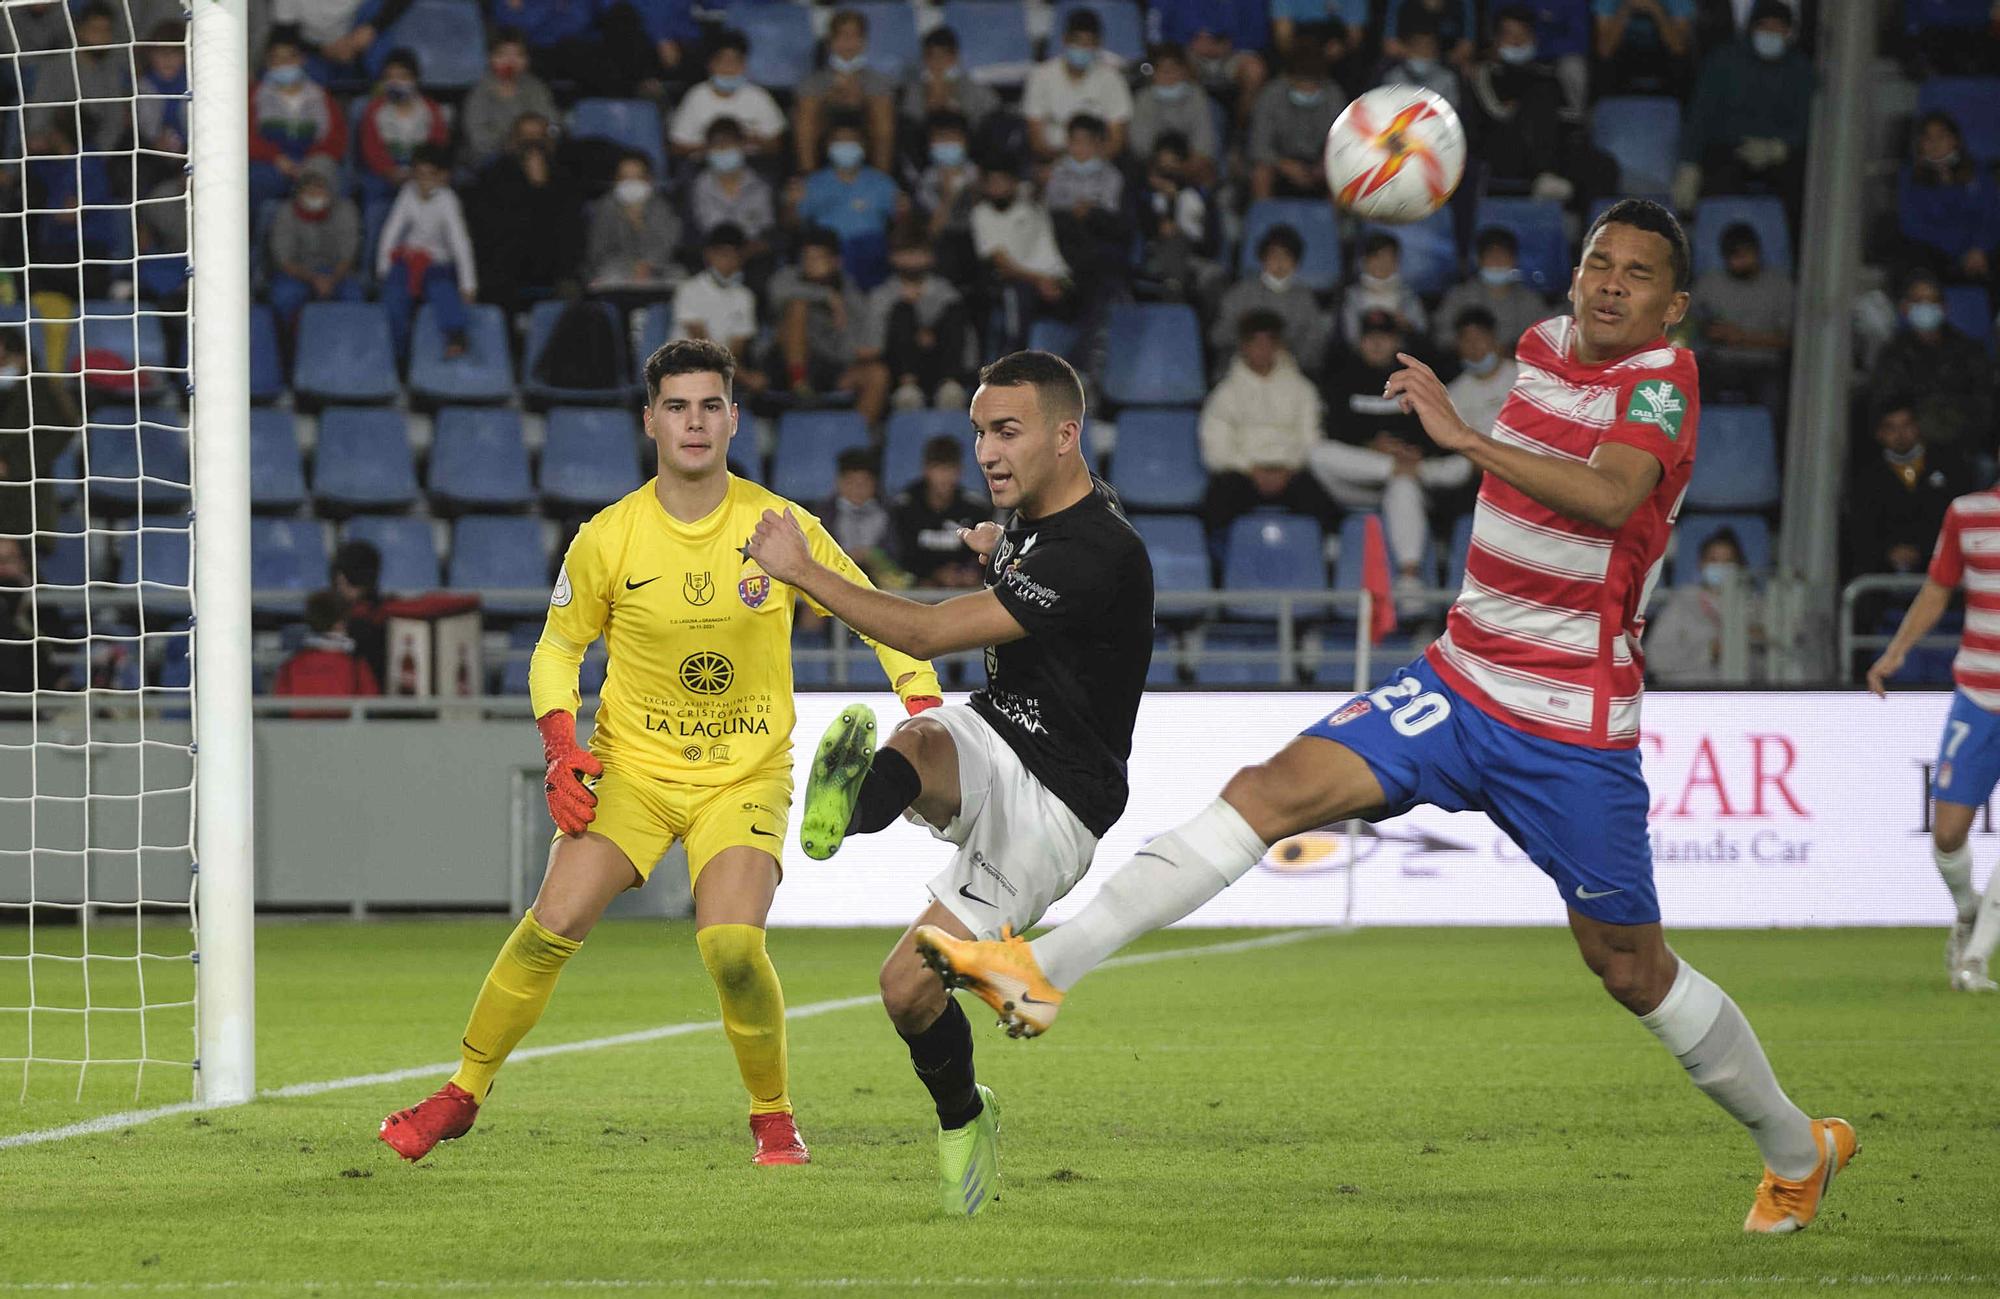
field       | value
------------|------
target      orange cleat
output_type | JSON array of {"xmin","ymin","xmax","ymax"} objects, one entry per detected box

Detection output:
[
  {"xmin": 913, "ymin": 925, "xmax": 1064, "ymax": 1039},
  {"xmin": 379, "ymin": 1082, "xmax": 480, "ymax": 1162},
  {"xmin": 750, "ymin": 1111, "xmax": 810, "ymax": 1165},
  {"xmin": 1743, "ymin": 1117, "xmax": 1859, "ymax": 1234}
]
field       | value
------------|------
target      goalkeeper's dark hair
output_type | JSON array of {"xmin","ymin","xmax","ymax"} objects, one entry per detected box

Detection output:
[
  {"xmin": 977, "ymin": 351, "xmax": 1086, "ymax": 430},
  {"xmin": 645, "ymin": 338, "xmax": 737, "ymax": 402},
  {"xmin": 1583, "ymin": 197, "xmax": 1691, "ymax": 292}
]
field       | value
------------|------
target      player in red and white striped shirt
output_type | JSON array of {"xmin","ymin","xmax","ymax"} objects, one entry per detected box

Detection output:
[
  {"xmin": 1869, "ymin": 486, "xmax": 2000, "ymax": 993},
  {"xmin": 916, "ymin": 200, "xmax": 1856, "ymax": 1234}
]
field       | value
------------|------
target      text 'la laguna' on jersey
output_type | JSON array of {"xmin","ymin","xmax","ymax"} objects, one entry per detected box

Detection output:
[{"xmin": 970, "ymin": 477, "xmax": 1155, "ymax": 837}]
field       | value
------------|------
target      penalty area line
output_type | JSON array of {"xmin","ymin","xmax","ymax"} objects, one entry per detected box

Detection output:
[{"xmin": 0, "ymin": 927, "xmax": 1338, "ymax": 1151}]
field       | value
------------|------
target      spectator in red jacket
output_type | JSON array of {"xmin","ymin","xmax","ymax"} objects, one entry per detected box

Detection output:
[
  {"xmin": 274, "ymin": 589, "xmax": 382, "ymax": 717},
  {"xmin": 356, "ymin": 48, "xmax": 449, "ymax": 204},
  {"xmin": 249, "ymin": 26, "xmax": 348, "ymax": 209}
]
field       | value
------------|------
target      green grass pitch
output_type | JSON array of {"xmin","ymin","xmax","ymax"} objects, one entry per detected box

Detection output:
[{"xmin": 2, "ymin": 920, "xmax": 1998, "ymax": 1297}]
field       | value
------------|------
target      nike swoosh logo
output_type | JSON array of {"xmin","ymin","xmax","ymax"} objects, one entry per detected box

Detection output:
[
  {"xmin": 624, "ymin": 576, "xmax": 661, "ymax": 590},
  {"xmin": 1574, "ymin": 885, "xmax": 1623, "ymax": 901},
  {"xmin": 957, "ymin": 883, "xmax": 993, "ymax": 907},
  {"xmin": 1018, "ymin": 991, "xmax": 1056, "ymax": 1004},
  {"xmin": 750, "ymin": 826, "xmax": 780, "ymax": 839}
]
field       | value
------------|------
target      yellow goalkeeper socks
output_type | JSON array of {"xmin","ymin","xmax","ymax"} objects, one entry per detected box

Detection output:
[
  {"xmin": 449, "ymin": 909, "xmax": 581, "ymax": 1104},
  {"xmin": 696, "ymin": 923, "xmax": 791, "ymax": 1115}
]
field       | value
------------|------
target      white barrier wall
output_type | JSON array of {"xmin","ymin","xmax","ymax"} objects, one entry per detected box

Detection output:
[{"xmin": 767, "ymin": 691, "xmax": 1961, "ymax": 930}]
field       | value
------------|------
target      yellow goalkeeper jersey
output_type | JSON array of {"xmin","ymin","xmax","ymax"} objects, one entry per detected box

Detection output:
[{"xmin": 529, "ymin": 475, "xmax": 940, "ymax": 785}]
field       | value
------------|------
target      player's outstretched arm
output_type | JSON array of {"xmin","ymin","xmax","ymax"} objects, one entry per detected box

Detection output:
[
  {"xmin": 750, "ymin": 508, "xmax": 1028, "ymax": 659},
  {"xmin": 1384, "ymin": 353, "xmax": 1663, "ymax": 529},
  {"xmin": 1867, "ymin": 579, "xmax": 1954, "ymax": 698}
]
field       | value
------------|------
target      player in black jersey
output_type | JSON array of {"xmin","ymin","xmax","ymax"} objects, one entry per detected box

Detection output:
[{"xmin": 746, "ymin": 350, "xmax": 1155, "ymax": 1216}]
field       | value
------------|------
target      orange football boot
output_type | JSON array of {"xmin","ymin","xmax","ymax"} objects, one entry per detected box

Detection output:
[
  {"xmin": 913, "ymin": 926, "xmax": 1064, "ymax": 1039},
  {"xmin": 1744, "ymin": 1117, "xmax": 1858, "ymax": 1234}
]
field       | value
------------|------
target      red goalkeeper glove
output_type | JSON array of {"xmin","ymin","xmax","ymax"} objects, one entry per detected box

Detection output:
[
  {"xmin": 904, "ymin": 695, "xmax": 942, "ymax": 716},
  {"xmin": 536, "ymin": 710, "xmax": 603, "ymax": 836}
]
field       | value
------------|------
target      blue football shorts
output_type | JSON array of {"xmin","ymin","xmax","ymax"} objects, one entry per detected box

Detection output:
[{"xmin": 1933, "ymin": 689, "xmax": 2000, "ymax": 809}]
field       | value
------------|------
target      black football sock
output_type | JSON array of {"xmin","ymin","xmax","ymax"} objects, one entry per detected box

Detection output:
[
  {"xmin": 900, "ymin": 995, "xmax": 983, "ymax": 1129},
  {"xmin": 848, "ymin": 746, "xmax": 922, "ymax": 834}
]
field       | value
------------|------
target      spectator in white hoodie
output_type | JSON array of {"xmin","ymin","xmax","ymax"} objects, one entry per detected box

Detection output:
[
  {"xmin": 376, "ymin": 143, "xmax": 476, "ymax": 360},
  {"xmin": 1198, "ymin": 311, "xmax": 1341, "ymax": 538}
]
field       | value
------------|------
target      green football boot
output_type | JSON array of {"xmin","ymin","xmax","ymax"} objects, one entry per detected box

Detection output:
[
  {"xmin": 937, "ymin": 1084, "xmax": 1000, "ymax": 1217},
  {"xmin": 800, "ymin": 703, "xmax": 877, "ymax": 860}
]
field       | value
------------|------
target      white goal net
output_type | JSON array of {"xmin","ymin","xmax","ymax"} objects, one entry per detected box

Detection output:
[{"xmin": 0, "ymin": 0, "xmax": 252, "ymax": 1110}]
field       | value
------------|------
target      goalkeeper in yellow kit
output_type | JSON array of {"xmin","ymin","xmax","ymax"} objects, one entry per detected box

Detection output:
[{"xmin": 379, "ymin": 339, "xmax": 941, "ymax": 1165}]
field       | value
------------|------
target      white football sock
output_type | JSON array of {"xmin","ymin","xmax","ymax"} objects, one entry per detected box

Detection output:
[
  {"xmin": 1964, "ymin": 878, "xmax": 2000, "ymax": 970},
  {"xmin": 1033, "ymin": 798, "xmax": 1269, "ymax": 990},
  {"xmin": 1639, "ymin": 959, "xmax": 1820, "ymax": 1181},
  {"xmin": 1934, "ymin": 843, "xmax": 1979, "ymax": 921}
]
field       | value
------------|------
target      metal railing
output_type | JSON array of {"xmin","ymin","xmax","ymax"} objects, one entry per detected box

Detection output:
[{"xmin": 1838, "ymin": 573, "xmax": 1957, "ymax": 681}]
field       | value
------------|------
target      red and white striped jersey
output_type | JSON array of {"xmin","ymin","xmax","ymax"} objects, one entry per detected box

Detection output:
[
  {"xmin": 1927, "ymin": 488, "xmax": 2000, "ymax": 709},
  {"xmin": 1426, "ymin": 315, "xmax": 1700, "ymax": 749}
]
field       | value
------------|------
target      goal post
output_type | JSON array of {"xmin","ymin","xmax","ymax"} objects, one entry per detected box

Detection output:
[{"xmin": 188, "ymin": 0, "xmax": 253, "ymax": 1105}]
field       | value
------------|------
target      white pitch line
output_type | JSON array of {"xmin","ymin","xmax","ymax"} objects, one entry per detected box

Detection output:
[{"xmin": 0, "ymin": 927, "xmax": 1338, "ymax": 1151}]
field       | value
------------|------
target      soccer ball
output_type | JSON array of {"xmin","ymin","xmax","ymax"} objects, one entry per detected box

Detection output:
[{"xmin": 1323, "ymin": 86, "xmax": 1466, "ymax": 224}]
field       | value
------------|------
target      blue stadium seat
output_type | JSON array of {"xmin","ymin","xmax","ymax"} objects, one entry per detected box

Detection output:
[
  {"xmin": 250, "ymin": 517, "xmax": 327, "ymax": 609},
  {"xmin": 1133, "ymin": 514, "xmax": 1210, "ymax": 594},
  {"xmin": 134, "ymin": 525, "xmax": 190, "ymax": 591},
  {"xmin": 1238, "ymin": 198, "xmax": 1343, "ymax": 292},
  {"xmin": 250, "ymin": 304, "xmax": 283, "ymax": 404},
  {"xmin": 634, "ymin": 303, "xmax": 674, "ymax": 364},
  {"xmin": 1919, "ymin": 77, "xmax": 2000, "ymax": 164},
  {"xmin": 1685, "ymin": 405, "xmax": 1779, "ymax": 511},
  {"xmin": 84, "ymin": 408, "xmax": 189, "ymax": 515},
  {"xmin": 1908, "ymin": 0, "xmax": 1992, "ymax": 33},
  {"xmin": 942, "ymin": 2, "xmax": 1033, "ymax": 84},
  {"xmin": 360, "ymin": 199, "xmax": 391, "ymax": 289},
  {"xmin": 1193, "ymin": 624, "xmax": 1285, "ymax": 685},
  {"xmin": 1472, "ymin": 198, "xmax": 1568, "ymax": 294},
  {"xmin": 1102, "ymin": 304, "xmax": 1206, "ymax": 407},
  {"xmin": 851, "ymin": 2, "xmax": 921, "ymax": 78},
  {"xmin": 1446, "ymin": 511, "xmax": 1474, "ymax": 590},
  {"xmin": 771, "ymin": 409, "xmax": 871, "ymax": 502},
  {"xmin": 566, "ymin": 99, "xmax": 666, "ymax": 179},
  {"xmin": 34, "ymin": 515, "xmax": 89, "ymax": 587},
  {"xmin": 1673, "ymin": 513, "xmax": 1771, "ymax": 585},
  {"xmin": 448, "ymin": 516, "xmax": 549, "ymax": 615},
  {"xmin": 1363, "ymin": 207, "xmax": 1457, "ymax": 297},
  {"xmin": 66, "ymin": 300, "xmax": 173, "ymax": 398},
  {"xmin": 1108, "ymin": 408, "xmax": 1204, "ymax": 511},
  {"xmin": 1332, "ymin": 512, "xmax": 1435, "ymax": 591},
  {"xmin": 430, "ymin": 407, "xmax": 534, "ymax": 510},
  {"xmin": 313, "ymin": 407, "xmax": 419, "ymax": 511},
  {"xmin": 1691, "ymin": 195, "xmax": 1792, "ymax": 277},
  {"xmin": 1147, "ymin": 630, "xmax": 1182, "ymax": 685},
  {"xmin": 882, "ymin": 410, "xmax": 981, "ymax": 496},
  {"xmin": 1051, "ymin": 0, "xmax": 1144, "ymax": 64},
  {"xmin": 521, "ymin": 300, "xmax": 631, "ymax": 406},
  {"xmin": 250, "ymin": 409, "xmax": 306, "ymax": 512},
  {"xmin": 295, "ymin": 302, "xmax": 399, "ymax": 404},
  {"xmin": 343, "ymin": 516, "xmax": 441, "ymax": 593},
  {"xmin": 1590, "ymin": 97, "xmax": 1680, "ymax": 197},
  {"xmin": 369, "ymin": 0, "xmax": 486, "ymax": 90},
  {"xmin": 541, "ymin": 407, "xmax": 644, "ymax": 511},
  {"xmin": 408, "ymin": 303, "xmax": 513, "ymax": 405},
  {"xmin": 1025, "ymin": 317, "xmax": 1081, "ymax": 361},
  {"xmin": 1945, "ymin": 284, "xmax": 1994, "ymax": 348},
  {"xmin": 736, "ymin": 5, "xmax": 817, "ymax": 88},
  {"xmin": 1222, "ymin": 513, "xmax": 1324, "ymax": 620}
]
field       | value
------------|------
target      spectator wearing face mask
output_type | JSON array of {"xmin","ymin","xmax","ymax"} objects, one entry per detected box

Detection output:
[
  {"xmin": 458, "ymin": 27, "xmax": 558, "ymax": 171},
  {"xmin": 1897, "ymin": 112, "xmax": 2000, "ymax": 294},
  {"xmin": 769, "ymin": 226, "xmax": 888, "ymax": 419},
  {"xmin": 796, "ymin": 8, "xmax": 898, "ymax": 174},
  {"xmin": 900, "ymin": 27, "xmax": 1001, "ymax": 137},
  {"xmin": 1199, "ymin": 311, "xmax": 1342, "ymax": 537},
  {"xmin": 248, "ymin": 27, "xmax": 347, "ymax": 209},
  {"xmin": 1592, "ymin": 0, "xmax": 1694, "ymax": 98},
  {"xmin": 670, "ymin": 224, "xmax": 764, "ymax": 398},
  {"xmin": 266, "ymin": 156, "xmax": 365, "ymax": 331},
  {"xmin": 1385, "ymin": 0, "xmax": 1476, "ymax": 68},
  {"xmin": 823, "ymin": 449, "xmax": 904, "ymax": 586},
  {"xmin": 787, "ymin": 114, "xmax": 906, "ymax": 287},
  {"xmin": 1131, "ymin": 43, "xmax": 1219, "ymax": 187},
  {"xmin": 585, "ymin": 153, "xmax": 683, "ymax": 294},
  {"xmin": 375, "ymin": 144, "xmax": 476, "ymax": 360},
  {"xmin": 1211, "ymin": 224, "xmax": 1325, "ymax": 373},
  {"xmin": 862, "ymin": 223, "xmax": 972, "ymax": 414},
  {"xmin": 1432, "ymin": 228, "xmax": 1552, "ymax": 355},
  {"xmin": 1146, "ymin": 0, "xmax": 1272, "ymax": 120},
  {"xmin": 1690, "ymin": 221, "xmax": 1792, "ymax": 423},
  {"xmin": 1644, "ymin": 529, "xmax": 1763, "ymax": 684},
  {"xmin": 690, "ymin": 117, "xmax": 776, "ymax": 254},
  {"xmin": 1024, "ymin": 9, "xmax": 1133, "ymax": 160},
  {"xmin": 1869, "ymin": 271, "xmax": 1995, "ymax": 454},
  {"xmin": 1382, "ymin": 15, "xmax": 1463, "ymax": 115},
  {"xmin": 1467, "ymin": 7, "xmax": 1580, "ymax": 202},
  {"xmin": 1443, "ymin": 307, "xmax": 1516, "ymax": 438},
  {"xmin": 970, "ymin": 167, "xmax": 1073, "ymax": 353},
  {"xmin": 913, "ymin": 111, "xmax": 982, "ymax": 275},
  {"xmin": 1672, "ymin": 0, "xmax": 1812, "ymax": 223},
  {"xmin": 467, "ymin": 112, "xmax": 583, "ymax": 317},
  {"xmin": 1136, "ymin": 134, "xmax": 1221, "ymax": 305},
  {"xmin": 1045, "ymin": 115, "xmax": 1131, "ymax": 279},
  {"xmin": 23, "ymin": 2, "xmax": 131, "ymax": 154},
  {"xmin": 1341, "ymin": 232, "xmax": 1427, "ymax": 350},
  {"xmin": 356, "ymin": 48, "xmax": 448, "ymax": 204},
  {"xmin": 1248, "ymin": 41, "xmax": 1341, "ymax": 201},
  {"xmin": 1848, "ymin": 396, "xmax": 1973, "ymax": 587},
  {"xmin": 669, "ymin": 30, "xmax": 787, "ymax": 160}
]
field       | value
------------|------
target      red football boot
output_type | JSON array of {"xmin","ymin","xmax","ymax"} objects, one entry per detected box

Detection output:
[
  {"xmin": 379, "ymin": 1082, "xmax": 479, "ymax": 1162},
  {"xmin": 749, "ymin": 1111, "xmax": 810, "ymax": 1165}
]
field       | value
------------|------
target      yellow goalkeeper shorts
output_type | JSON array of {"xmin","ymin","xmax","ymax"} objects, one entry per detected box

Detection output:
[{"xmin": 569, "ymin": 762, "xmax": 793, "ymax": 885}]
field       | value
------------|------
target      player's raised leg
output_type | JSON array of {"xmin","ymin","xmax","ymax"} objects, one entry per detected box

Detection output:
[
  {"xmin": 883, "ymin": 901, "xmax": 1001, "ymax": 1216},
  {"xmin": 379, "ymin": 832, "xmax": 639, "ymax": 1161},
  {"xmin": 691, "ymin": 842, "xmax": 807, "ymax": 1164}
]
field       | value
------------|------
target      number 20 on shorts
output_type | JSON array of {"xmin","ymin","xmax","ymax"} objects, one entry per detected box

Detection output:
[{"xmin": 1371, "ymin": 677, "xmax": 1452, "ymax": 737}]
